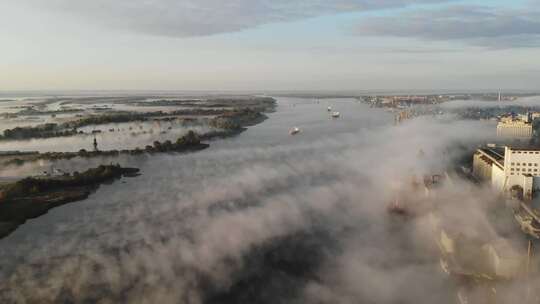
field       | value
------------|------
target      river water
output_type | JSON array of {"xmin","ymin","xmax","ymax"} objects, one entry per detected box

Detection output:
[{"xmin": 0, "ymin": 97, "xmax": 496, "ymax": 303}]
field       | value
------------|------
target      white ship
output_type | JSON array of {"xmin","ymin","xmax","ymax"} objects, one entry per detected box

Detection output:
[
  {"xmin": 289, "ymin": 127, "xmax": 301, "ymax": 135},
  {"xmin": 331, "ymin": 111, "xmax": 340, "ymax": 118}
]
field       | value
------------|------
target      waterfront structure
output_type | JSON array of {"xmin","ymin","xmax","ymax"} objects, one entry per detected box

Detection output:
[
  {"xmin": 500, "ymin": 146, "xmax": 540, "ymax": 199},
  {"xmin": 433, "ymin": 212, "xmax": 527, "ymax": 281},
  {"xmin": 496, "ymin": 117, "xmax": 533, "ymax": 139},
  {"xmin": 473, "ymin": 145, "xmax": 540, "ymax": 200},
  {"xmin": 483, "ymin": 239, "xmax": 525, "ymax": 279},
  {"xmin": 473, "ymin": 148, "xmax": 501, "ymax": 182},
  {"xmin": 514, "ymin": 202, "xmax": 540, "ymax": 238}
]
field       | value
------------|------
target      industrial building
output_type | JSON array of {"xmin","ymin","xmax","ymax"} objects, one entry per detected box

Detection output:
[
  {"xmin": 432, "ymin": 213, "xmax": 527, "ymax": 280},
  {"xmin": 496, "ymin": 117, "xmax": 533, "ymax": 139},
  {"xmin": 473, "ymin": 145, "xmax": 540, "ymax": 200}
]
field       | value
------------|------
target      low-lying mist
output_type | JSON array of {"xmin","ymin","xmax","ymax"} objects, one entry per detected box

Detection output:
[
  {"xmin": 0, "ymin": 103, "xmax": 526, "ymax": 304},
  {"xmin": 441, "ymin": 96, "xmax": 540, "ymax": 109},
  {"xmin": 0, "ymin": 123, "xmax": 213, "ymax": 154}
]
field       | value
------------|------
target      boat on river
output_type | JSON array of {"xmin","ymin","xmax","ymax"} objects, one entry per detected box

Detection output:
[{"xmin": 289, "ymin": 127, "xmax": 301, "ymax": 135}]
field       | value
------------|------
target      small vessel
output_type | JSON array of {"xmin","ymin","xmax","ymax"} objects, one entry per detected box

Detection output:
[
  {"xmin": 331, "ymin": 111, "xmax": 341, "ymax": 118},
  {"xmin": 289, "ymin": 127, "xmax": 301, "ymax": 135},
  {"xmin": 327, "ymin": 106, "xmax": 332, "ymax": 112}
]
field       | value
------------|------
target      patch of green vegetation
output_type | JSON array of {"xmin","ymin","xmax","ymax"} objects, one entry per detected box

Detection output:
[
  {"xmin": 0, "ymin": 165, "xmax": 140, "ymax": 239},
  {"xmin": 0, "ymin": 123, "xmax": 80, "ymax": 140}
]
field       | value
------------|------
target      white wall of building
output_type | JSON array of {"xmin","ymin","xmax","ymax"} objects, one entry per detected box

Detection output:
[
  {"xmin": 492, "ymin": 164, "xmax": 506, "ymax": 192},
  {"xmin": 473, "ymin": 152, "xmax": 493, "ymax": 181},
  {"xmin": 523, "ymin": 175, "xmax": 534, "ymax": 200},
  {"xmin": 503, "ymin": 147, "xmax": 540, "ymax": 189},
  {"xmin": 483, "ymin": 243, "xmax": 524, "ymax": 279},
  {"xmin": 491, "ymin": 147, "xmax": 540, "ymax": 199},
  {"xmin": 497, "ymin": 121, "xmax": 533, "ymax": 138}
]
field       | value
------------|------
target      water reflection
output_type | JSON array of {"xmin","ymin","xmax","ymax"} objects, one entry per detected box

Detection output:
[{"xmin": 0, "ymin": 97, "xmax": 408, "ymax": 303}]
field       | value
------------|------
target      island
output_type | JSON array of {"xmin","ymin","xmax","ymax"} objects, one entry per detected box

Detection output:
[
  {"xmin": 0, "ymin": 97, "xmax": 276, "ymax": 141},
  {"xmin": 0, "ymin": 164, "xmax": 140, "ymax": 239},
  {"xmin": 2, "ymin": 108, "xmax": 269, "ymax": 166}
]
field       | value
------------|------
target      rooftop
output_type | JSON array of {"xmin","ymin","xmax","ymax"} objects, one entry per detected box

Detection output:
[{"xmin": 477, "ymin": 146, "xmax": 505, "ymax": 168}]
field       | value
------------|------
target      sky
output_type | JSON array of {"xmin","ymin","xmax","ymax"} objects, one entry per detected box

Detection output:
[{"xmin": 1, "ymin": 0, "xmax": 539, "ymax": 91}]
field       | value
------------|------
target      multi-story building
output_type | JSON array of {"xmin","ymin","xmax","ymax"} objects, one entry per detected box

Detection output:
[
  {"xmin": 473, "ymin": 146, "xmax": 540, "ymax": 200},
  {"xmin": 472, "ymin": 147, "xmax": 503, "ymax": 182},
  {"xmin": 431, "ymin": 213, "xmax": 526, "ymax": 280},
  {"xmin": 496, "ymin": 119, "xmax": 533, "ymax": 139},
  {"xmin": 501, "ymin": 146, "xmax": 540, "ymax": 199}
]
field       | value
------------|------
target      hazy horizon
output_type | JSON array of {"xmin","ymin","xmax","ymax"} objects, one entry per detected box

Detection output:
[
  {"xmin": 1, "ymin": 89, "xmax": 539, "ymax": 98},
  {"xmin": 2, "ymin": 3, "xmax": 540, "ymax": 302},
  {"xmin": 2, "ymin": 0, "xmax": 540, "ymax": 91}
]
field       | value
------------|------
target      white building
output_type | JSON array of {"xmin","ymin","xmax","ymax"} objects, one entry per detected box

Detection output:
[
  {"xmin": 496, "ymin": 119, "xmax": 533, "ymax": 139},
  {"xmin": 473, "ymin": 146, "xmax": 540, "ymax": 200},
  {"xmin": 473, "ymin": 149, "xmax": 501, "ymax": 182},
  {"xmin": 501, "ymin": 146, "xmax": 540, "ymax": 199}
]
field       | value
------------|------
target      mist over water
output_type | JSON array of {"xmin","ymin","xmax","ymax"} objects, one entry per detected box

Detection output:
[
  {"xmin": 0, "ymin": 122, "xmax": 213, "ymax": 154},
  {"xmin": 441, "ymin": 96, "xmax": 540, "ymax": 109},
  {"xmin": 0, "ymin": 97, "xmax": 501, "ymax": 303}
]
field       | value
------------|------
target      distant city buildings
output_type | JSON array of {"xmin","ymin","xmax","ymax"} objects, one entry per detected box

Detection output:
[
  {"xmin": 366, "ymin": 95, "xmax": 445, "ymax": 108},
  {"xmin": 496, "ymin": 115, "xmax": 533, "ymax": 139}
]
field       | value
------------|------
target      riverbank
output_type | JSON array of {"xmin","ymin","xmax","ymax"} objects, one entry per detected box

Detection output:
[
  {"xmin": 1, "ymin": 109, "xmax": 270, "ymax": 166},
  {"xmin": 0, "ymin": 164, "xmax": 140, "ymax": 239},
  {"xmin": 0, "ymin": 97, "xmax": 276, "ymax": 141}
]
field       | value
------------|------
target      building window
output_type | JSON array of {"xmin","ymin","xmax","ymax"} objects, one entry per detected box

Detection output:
[
  {"xmin": 523, "ymin": 163, "xmax": 527, "ymax": 166},
  {"xmin": 511, "ymin": 162, "xmax": 515, "ymax": 165},
  {"xmin": 511, "ymin": 173, "xmax": 515, "ymax": 175},
  {"xmin": 511, "ymin": 168, "xmax": 515, "ymax": 171},
  {"xmin": 529, "ymin": 169, "xmax": 532, "ymax": 172},
  {"xmin": 529, "ymin": 163, "xmax": 533, "ymax": 166}
]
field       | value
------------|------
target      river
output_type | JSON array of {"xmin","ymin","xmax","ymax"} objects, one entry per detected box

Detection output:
[{"xmin": 0, "ymin": 97, "xmax": 489, "ymax": 303}]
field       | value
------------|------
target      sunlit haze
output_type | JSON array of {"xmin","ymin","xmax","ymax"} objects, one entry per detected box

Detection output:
[
  {"xmin": 2, "ymin": 0, "xmax": 539, "ymax": 91},
  {"xmin": 2, "ymin": 2, "xmax": 540, "ymax": 304}
]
